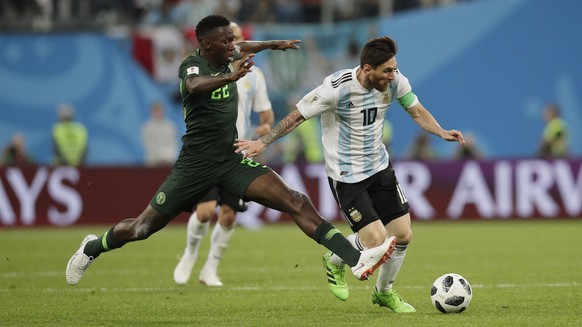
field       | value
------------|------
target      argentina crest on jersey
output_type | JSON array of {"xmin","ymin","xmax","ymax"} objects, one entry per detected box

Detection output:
[{"xmin": 382, "ymin": 92, "xmax": 392, "ymax": 104}]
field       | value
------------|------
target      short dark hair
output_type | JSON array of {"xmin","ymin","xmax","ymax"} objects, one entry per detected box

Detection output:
[
  {"xmin": 360, "ymin": 37, "xmax": 398, "ymax": 69},
  {"xmin": 195, "ymin": 14, "xmax": 231, "ymax": 42}
]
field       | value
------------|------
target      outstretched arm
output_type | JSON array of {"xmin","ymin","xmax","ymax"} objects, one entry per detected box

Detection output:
[
  {"xmin": 235, "ymin": 109, "xmax": 306, "ymax": 158},
  {"xmin": 185, "ymin": 53, "xmax": 255, "ymax": 94},
  {"xmin": 238, "ymin": 39, "xmax": 301, "ymax": 54},
  {"xmin": 407, "ymin": 102, "xmax": 466, "ymax": 146}
]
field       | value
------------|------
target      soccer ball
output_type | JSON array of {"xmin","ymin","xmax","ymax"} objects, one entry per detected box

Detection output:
[{"xmin": 430, "ymin": 273, "xmax": 473, "ymax": 313}]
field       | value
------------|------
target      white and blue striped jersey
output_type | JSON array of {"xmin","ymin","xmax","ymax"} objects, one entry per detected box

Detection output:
[
  {"xmin": 296, "ymin": 66, "xmax": 418, "ymax": 183},
  {"xmin": 235, "ymin": 66, "xmax": 272, "ymax": 140}
]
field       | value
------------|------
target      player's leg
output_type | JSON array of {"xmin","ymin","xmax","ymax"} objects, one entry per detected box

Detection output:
[
  {"xmin": 243, "ymin": 170, "xmax": 394, "ymax": 280},
  {"xmin": 245, "ymin": 171, "xmax": 357, "ymax": 258},
  {"xmin": 199, "ymin": 200, "xmax": 239, "ymax": 286},
  {"xmin": 372, "ymin": 213, "xmax": 415, "ymax": 313},
  {"xmin": 376, "ymin": 213, "xmax": 412, "ymax": 292},
  {"xmin": 325, "ymin": 178, "xmax": 396, "ymax": 301},
  {"xmin": 173, "ymin": 194, "xmax": 217, "ymax": 284},
  {"xmin": 67, "ymin": 151, "xmax": 212, "ymax": 286},
  {"xmin": 66, "ymin": 205, "xmax": 174, "ymax": 285},
  {"xmin": 330, "ymin": 220, "xmax": 391, "ymax": 264},
  {"xmin": 370, "ymin": 164, "xmax": 415, "ymax": 313}
]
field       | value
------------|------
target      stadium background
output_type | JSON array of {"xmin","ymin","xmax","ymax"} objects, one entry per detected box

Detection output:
[{"xmin": 0, "ymin": 0, "xmax": 581, "ymax": 226}]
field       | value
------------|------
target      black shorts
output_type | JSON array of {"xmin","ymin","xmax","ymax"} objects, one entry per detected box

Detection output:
[
  {"xmin": 328, "ymin": 163, "xmax": 409, "ymax": 232},
  {"xmin": 150, "ymin": 150, "xmax": 270, "ymax": 217},
  {"xmin": 199, "ymin": 187, "xmax": 248, "ymax": 212}
]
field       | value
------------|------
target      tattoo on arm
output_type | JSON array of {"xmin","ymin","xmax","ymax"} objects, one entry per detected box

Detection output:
[{"xmin": 260, "ymin": 110, "xmax": 305, "ymax": 146}]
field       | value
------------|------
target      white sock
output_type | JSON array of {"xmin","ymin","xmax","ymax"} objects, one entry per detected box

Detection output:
[
  {"xmin": 201, "ymin": 223, "xmax": 235, "ymax": 274},
  {"xmin": 330, "ymin": 233, "xmax": 364, "ymax": 266},
  {"xmin": 185, "ymin": 212, "xmax": 210, "ymax": 256},
  {"xmin": 375, "ymin": 244, "xmax": 408, "ymax": 292}
]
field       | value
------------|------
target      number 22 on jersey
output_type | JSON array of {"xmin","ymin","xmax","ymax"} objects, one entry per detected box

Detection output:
[{"xmin": 211, "ymin": 85, "xmax": 230, "ymax": 100}]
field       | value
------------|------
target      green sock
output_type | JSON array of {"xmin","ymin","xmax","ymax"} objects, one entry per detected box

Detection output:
[
  {"xmin": 314, "ymin": 222, "xmax": 359, "ymax": 267},
  {"xmin": 83, "ymin": 227, "xmax": 123, "ymax": 258}
]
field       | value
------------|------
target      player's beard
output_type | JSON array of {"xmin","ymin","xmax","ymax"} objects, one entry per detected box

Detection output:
[
  {"xmin": 368, "ymin": 74, "xmax": 389, "ymax": 92},
  {"xmin": 375, "ymin": 80, "xmax": 389, "ymax": 92}
]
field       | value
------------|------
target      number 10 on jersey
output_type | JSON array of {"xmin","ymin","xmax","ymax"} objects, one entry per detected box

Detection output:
[{"xmin": 361, "ymin": 107, "xmax": 378, "ymax": 126}]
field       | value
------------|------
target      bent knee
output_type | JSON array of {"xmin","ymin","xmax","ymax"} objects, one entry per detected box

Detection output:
[
  {"xmin": 395, "ymin": 229, "xmax": 413, "ymax": 245},
  {"xmin": 196, "ymin": 205, "xmax": 216, "ymax": 222},
  {"xmin": 366, "ymin": 234, "xmax": 389, "ymax": 248},
  {"xmin": 359, "ymin": 222, "xmax": 388, "ymax": 248},
  {"xmin": 218, "ymin": 211, "xmax": 237, "ymax": 228},
  {"xmin": 288, "ymin": 190, "xmax": 310, "ymax": 214}
]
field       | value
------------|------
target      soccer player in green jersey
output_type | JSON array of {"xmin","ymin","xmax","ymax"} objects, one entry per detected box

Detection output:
[
  {"xmin": 66, "ymin": 15, "xmax": 396, "ymax": 287},
  {"xmin": 173, "ymin": 22, "xmax": 276, "ymax": 287}
]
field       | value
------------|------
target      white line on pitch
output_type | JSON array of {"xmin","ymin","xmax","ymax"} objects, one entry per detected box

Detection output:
[{"xmin": 0, "ymin": 282, "xmax": 579, "ymax": 293}]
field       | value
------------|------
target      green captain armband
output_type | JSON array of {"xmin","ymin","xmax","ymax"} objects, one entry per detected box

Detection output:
[{"xmin": 397, "ymin": 91, "xmax": 417, "ymax": 110}]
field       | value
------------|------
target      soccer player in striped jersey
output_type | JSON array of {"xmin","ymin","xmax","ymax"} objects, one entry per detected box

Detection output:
[
  {"xmin": 173, "ymin": 22, "xmax": 275, "ymax": 287},
  {"xmin": 235, "ymin": 36, "xmax": 466, "ymax": 313}
]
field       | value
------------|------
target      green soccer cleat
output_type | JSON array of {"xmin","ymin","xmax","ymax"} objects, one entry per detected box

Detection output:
[
  {"xmin": 322, "ymin": 252, "xmax": 349, "ymax": 301},
  {"xmin": 372, "ymin": 289, "xmax": 416, "ymax": 313}
]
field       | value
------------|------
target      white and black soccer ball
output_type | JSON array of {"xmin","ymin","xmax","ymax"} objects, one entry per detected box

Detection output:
[{"xmin": 430, "ymin": 273, "xmax": 473, "ymax": 313}]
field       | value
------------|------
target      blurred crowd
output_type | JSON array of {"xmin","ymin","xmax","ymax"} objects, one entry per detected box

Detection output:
[
  {"xmin": 0, "ymin": 0, "xmax": 464, "ymax": 31},
  {"xmin": 4, "ymin": 101, "xmax": 569, "ymax": 167},
  {"xmin": 1, "ymin": 0, "xmax": 572, "ymax": 168},
  {"xmin": 2, "ymin": 104, "xmax": 89, "ymax": 167}
]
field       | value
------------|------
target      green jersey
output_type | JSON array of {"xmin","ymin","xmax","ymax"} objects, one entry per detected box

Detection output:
[{"xmin": 179, "ymin": 50, "xmax": 239, "ymax": 161}]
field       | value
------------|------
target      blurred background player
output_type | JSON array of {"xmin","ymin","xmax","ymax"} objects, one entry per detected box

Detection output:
[
  {"xmin": 281, "ymin": 95, "xmax": 323, "ymax": 164},
  {"xmin": 454, "ymin": 132, "xmax": 482, "ymax": 160},
  {"xmin": 173, "ymin": 21, "xmax": 275, "ymax": 287},
  {"xmin": 407, "ymin": 132, "xmax": 438, "ymax": 161},
  {"xmin": 140, "ymin": 100, "xmax": 179, "ymax": 167},
  {"xmin": 1, "ymin": 132, "xmax": 36, "ymax": 167},
  {"xmin": 538, "ymin": 103, "xmax": 569, "ymax": 158},
  {"xmin": 52, "ymin": 104, "xmax": 88, "ymax": 167}
]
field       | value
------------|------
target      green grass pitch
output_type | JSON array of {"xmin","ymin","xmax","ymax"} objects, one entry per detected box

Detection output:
[{"xmin": 1, "ymin": 220, "xmax": 581, "ymax": 326}]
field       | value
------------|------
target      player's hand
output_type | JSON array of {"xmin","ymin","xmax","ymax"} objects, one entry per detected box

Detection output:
[
  {"xmin": 234, "ymin": 139, "xmax": 267, "ymax": 158},
  {"xmin": 443, "ymin": 129, "xmax": 466, "ymax": 146},
  {"xmin": 232, "ymin": 53, "xmax": 255, "ymax": 80},
  {"xmin": 271, "ymin": 39, "xmax": 301, "ymax": 51}
]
